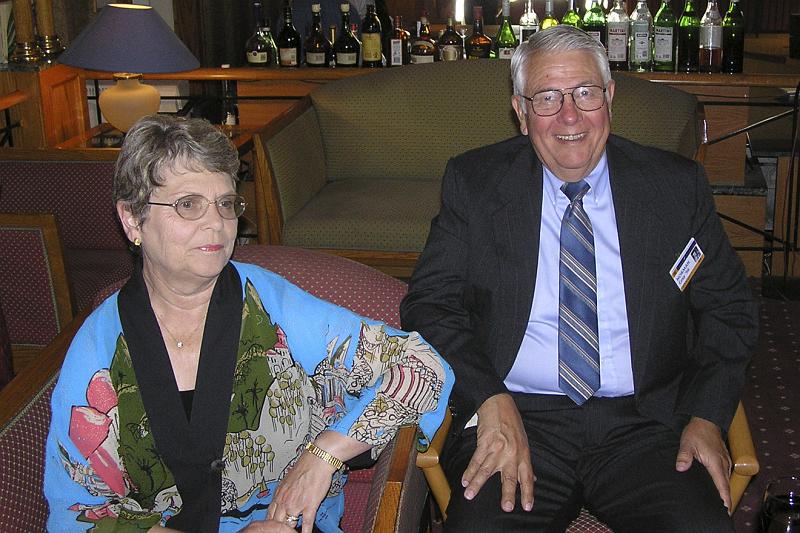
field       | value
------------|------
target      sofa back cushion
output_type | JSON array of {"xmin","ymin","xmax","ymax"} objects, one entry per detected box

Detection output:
[
  {"xmin": 311, "ymin": 61, "xmax": 700, "ymax": 182},
  {"xmin": 0, "ymin": 160, "xmax": 128, "ymax": 251}
]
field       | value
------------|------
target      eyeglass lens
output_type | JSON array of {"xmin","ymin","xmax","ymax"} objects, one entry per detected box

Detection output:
[
  {"xmin": 175, "ymin": 194, "xmax": 246, "ymax": 220},
  {"xmin": 531, "ymin": 86, "xmax": 605, "ymax": 116}
]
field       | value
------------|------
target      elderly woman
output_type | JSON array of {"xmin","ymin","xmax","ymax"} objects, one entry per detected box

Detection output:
[{"xmin": 44, "ymin": 115, "xmax": 453, "ymax": 533}]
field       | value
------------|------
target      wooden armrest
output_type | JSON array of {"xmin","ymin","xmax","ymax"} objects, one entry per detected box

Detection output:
[
  {"xmin": 0, "ymin": 90, "xmax": 27, "ymax": 113},
  {"xmin": 416, "ymin": 408, "xmax": 452, "ymax": 518}
]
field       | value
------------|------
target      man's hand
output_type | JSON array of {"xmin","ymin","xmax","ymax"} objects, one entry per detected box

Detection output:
[
  {"xmin": 461, "ymin": 393, "xmax": 534, "ymax": 513},
  {"xmin": 675, "ymin": 416, "xmax": 732, "ymax": 513}
]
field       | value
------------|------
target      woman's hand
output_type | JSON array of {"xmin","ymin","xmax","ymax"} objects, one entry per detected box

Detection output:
[{"xmin": 238, "ymin": 518, "xmax": 296, "ymax": 532}]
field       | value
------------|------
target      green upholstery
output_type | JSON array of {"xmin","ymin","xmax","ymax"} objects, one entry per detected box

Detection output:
[{"xmin": 260, "ymin": 61, "xmax": 701, "ymax": 257}]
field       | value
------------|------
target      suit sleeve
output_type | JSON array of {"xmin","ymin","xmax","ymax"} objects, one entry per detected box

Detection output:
[
  {"xmin": 400, "ymin": 158, "xmax": 509, "ymax": 427},
  {"xmin": 676, "ymin": 161, "xmax": 759, "ymax": 431}
]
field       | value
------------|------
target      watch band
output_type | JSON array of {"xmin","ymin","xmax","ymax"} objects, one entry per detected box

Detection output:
[{"xmin": 304, "ymin": 441, "xmax": 345, "ymax": 470}]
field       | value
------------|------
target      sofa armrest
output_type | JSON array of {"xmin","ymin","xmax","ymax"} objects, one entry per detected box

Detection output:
[{"xmin": 253, "ymin": 98, "xmax": 328, "ymax": 245}]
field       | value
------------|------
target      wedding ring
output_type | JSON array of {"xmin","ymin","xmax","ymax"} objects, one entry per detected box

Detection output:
[{"xmin": 285, "ymin": 514, "xmax": 300, "ymax": 523}]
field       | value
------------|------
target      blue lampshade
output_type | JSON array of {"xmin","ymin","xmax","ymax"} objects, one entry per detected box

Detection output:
[{"xmin": 59, "ymin": 4, "xmax": 199, "ymax": 73}]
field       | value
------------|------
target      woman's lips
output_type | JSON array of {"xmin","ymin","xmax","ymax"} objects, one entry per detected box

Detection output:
[{"xmin": 199, "ymin": 244, "xmax": 224, "ymax": 252}]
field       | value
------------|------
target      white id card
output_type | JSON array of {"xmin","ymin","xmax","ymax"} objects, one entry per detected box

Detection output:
[{"xmin": 670, "ymin": 237, "xmax": 704, "ymax": 291}]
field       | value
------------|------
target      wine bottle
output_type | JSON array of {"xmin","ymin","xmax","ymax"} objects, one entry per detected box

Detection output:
[
  {"xmin": 561, "ymin": 0, "xmax": 583, "ymax": 29},
  {"xmin": 583, "ymin": 1, "xmax": 607, "ymax": 46},
  {"xmin": 245, "ymin": 2, "xmax": 276, "ymax": 67},
  {"xmin": 465, "ymin": 6, "xmax": 492, "ymax": 59},
  {"xmin": 722, "ymin": 0, "xmax": 744, "ymax": 73},
  {"xmin": 607, "ymin": 0, "xmax": 629, "ymax": 70},
  {"xmin": 334, "ymin": 3, "xmax": 360, "ymax": 67},
  {"xmin": 699, "ymin": 0, "xmax": 722, "ymax": 73},
  {"xmin": 494, "ymin": 0, "xmax": 518, "ymax": 60},
  {"xmin": 277, "ymin": 1, "xmax": 302, "ymax": 67},
  {"xmin": 328, "ymin": 25, "xmax": 337, "ymax": 67},
  {"xmin": 361, "ymin": 3, "xmax": 383, "ymax": 67},
  {"xmin": 438, "ymin": 16, "xmax": 464, "ymax": 60},
  {"xmin": 410, "ymin": 11, "xmax": 438, "ymax": 63},
  {"xmin": 305, "ymin": 3, "xmax": 331, "ymax": 67},
  {"xmin": 518, "ymin": 0, "xmax": 539, "ymax": 42},
  {"xmin": 653, "ymin": 0, "xmax": 676, "ymax": 71},
  {"xmin": 388, "ymin": 15, "xmax": 410, "ymax": 66},
  {"xmin": 540, "ymin": 0, "xmax": 559, "ymax": 31},
  {"xmin": 220, "ymin": 65, "xmax": 239, "ymax": 129},
  {"xmin": 628, "ymin": 0, "xmax": 652, "ymax": 72},
  {"xmin": 676, "ymin": 0, "xmax": 700, "ymax": 72}
]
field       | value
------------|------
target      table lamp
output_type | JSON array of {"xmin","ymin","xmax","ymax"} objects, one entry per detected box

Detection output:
[{"xmin": 58, "ymin": 4, "xmax": 200, "ymax": 132}]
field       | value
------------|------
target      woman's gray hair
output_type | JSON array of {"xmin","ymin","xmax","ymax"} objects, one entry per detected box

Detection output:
[
  {"xmin": 510, "ymin": 25, "xmax": 611, "ymax": 96},
  {"xmin": 113, "ymin": 114, "xmax": 240, "ymax": 222}
]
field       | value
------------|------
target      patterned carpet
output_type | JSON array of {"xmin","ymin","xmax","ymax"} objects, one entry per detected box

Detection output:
[{"xmin": 733, "ymin": 292, "xmax": 800, "ymax": 531}]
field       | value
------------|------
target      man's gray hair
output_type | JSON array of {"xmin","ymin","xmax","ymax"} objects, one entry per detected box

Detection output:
[
  {"xmin": 113, "ymin": 115, "xmax": 240, "ymax": 222},
  {"xmin": 510, "ymin": 25, "xmax": 612, "ymax": 96}
]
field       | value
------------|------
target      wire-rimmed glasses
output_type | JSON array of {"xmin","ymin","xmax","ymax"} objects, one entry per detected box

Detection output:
[
  {"xmin": 147, "ymin": 194, "xmax": 246, "ymax": 220},
  {"xmin": 519, "ymin": 85, "xmax": 608, "ymax": 117}
]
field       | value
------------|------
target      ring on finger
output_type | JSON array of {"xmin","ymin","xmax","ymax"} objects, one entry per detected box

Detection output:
[{"xmin": 285, "ymin": 514, "xmax": 300, "ymax": 523}]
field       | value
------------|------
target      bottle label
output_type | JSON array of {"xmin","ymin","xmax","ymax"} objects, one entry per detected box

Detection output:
[
  {"xmin": 587, "ymin": 30, "xmax": 602, "ymax": 43},
  {"xmin": 633, "ymin": 30, "xmax": 650, "ymax": 61},
  {"xmin": 389, "ymin": 39, "xmax": 404, "ymax": 66},
  {"xmin": 699, "ymin": 25, "xmax": 722, "ymax": 48},
  {"xmin": 247, "ymin": 51, "xmax": 268, "ymax": 64},
  {"xmin": 410, "ymin": 53, "xmax": 435, "ymax": 63},
  {"xmin": 497, "ymin": 46, "xmax": 515, "ymax": 59},
  {"xmin": 306, "ymin": 51, "xmax": 326, "ymax": 65},
  {"xmin": 520, "ymin": 27, "xmax": 538, "ymax": 42},
  {"xmin": 362, "ymin": 33, "xmax": 382, "ymax": 61},
  {"xmin": 440, "ymin": 44, "xmax": 462, "ymax": 61},
  {"xmin": 224, "ymin": 112, "xmax": 238, "ymax": 126},
  {"xmin": 607, "ymin": 24, "xmax": 628, "ymax": 61},
  {"xmin": 279, "ymin": 48, "xmax": 298, "ymax": 66},
  {"xmin": 337, "ymin": 51, "xmax": 357, "ymax": 65},
  {"xmin": 654, "ymin": 26, "xmax": 673, "ymax": 61}
]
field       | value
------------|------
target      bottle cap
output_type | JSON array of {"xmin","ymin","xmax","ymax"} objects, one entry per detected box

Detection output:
[
  {"xmin": 340, "ymin": 2, "xmax": 350, "ymax": 12},
  {"xmin": 312, "ymin": 3, "xmax": 321, "ymax": 12}
]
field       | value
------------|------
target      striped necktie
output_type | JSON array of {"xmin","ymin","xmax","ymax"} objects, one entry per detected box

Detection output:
[{"xmin": 558, "ymin": 180, "xmax": 600, "ymax": 405}]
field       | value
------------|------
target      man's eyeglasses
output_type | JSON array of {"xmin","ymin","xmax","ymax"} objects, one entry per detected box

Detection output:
[
  {"xmin": 147, "ymin": 194, "xmax": 246, "ymax": 220},
  {"xmin": 519, "ymin": 85, "xmax": 607, "ymax": 117}
]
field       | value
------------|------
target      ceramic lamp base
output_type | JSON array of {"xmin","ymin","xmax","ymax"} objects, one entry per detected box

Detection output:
[{"xmin": 99, "ymin": 75, "xmax": 160, "ymax": 133}]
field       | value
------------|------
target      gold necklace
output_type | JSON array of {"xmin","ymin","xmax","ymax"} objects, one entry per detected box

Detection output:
[{"xmin": 156, "ymin": 314, "xmax": 205, "ymax": 349}]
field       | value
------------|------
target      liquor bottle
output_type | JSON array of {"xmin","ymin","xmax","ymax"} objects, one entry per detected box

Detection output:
[
  {"xmin": 699, "ymin": 0, "xmax": 722, "ymax": 73},
  {"xmin": 676, "ymin": 0, "xmax": 700, "ymax": 72},
  {"xmin": 305, "ymin": 3, "xmax": 331, "ymax": 67},
  {"xmin": 653, "ymin": 0, "xmax": 676, "ymax": 71},
  {"xmin": 583, "ymin": 1, "xmax": 607, "ymax": 46},
  {"xmin": 245, "ymin": 1, "xmax": 277, "ymax": 67},
  {"xmin": 465, "ymin": 6, "xmax": 492, "ymax": 59},
  {"xmin": 361, "ymin": 4, "xmax": 383, "ymax": 67},
  {"xmin": 540, "ymin": 0, "xmax": 559, "ymax": 30},
  {"xmin": 722, "ymin": 0, "xmax": 744, "ymax": 73},
  {"xmin": 607, "ymin": 0, "xmax": 629, "ymax": 70},
  {"xmin": 328, "ymin": 25, "xmax": 337, "ymax": 67},
  {"xmin": 410, "ymin": 11, "xmax": 438, "ymax": 63},
  {"xmin": 494, "ymin": 0, "xmax": 518, "ymax": 59},
  {"xmin": 220, "ymin": 65, "xmax": 239, "ymax": 129},
  {"xmin": 388, "ymin": 15, "xmax": 410, "ymax": 66},
  {"xmin": 277, "ymin": 1, "xmax": 302, "ymax": 67},
  {"xmin": 561, "ymin": 0, "xmax": 583, "ymax": 29},
  {"xmin": 518, "ymin": 0, "xmax": 539, "ymax": 42},
  {"xmin": 334, "ymin": 3, "xmax": 360, "ymax": 67},
  {"xmin": 628, "ymin": 0, "xmax": 652, "ymax": 72},
  {"xmin": 438, "ymin": 16, "xmax": 464, "ymax": 60}
]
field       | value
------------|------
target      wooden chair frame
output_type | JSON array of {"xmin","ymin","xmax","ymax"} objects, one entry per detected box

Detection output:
[{"xmin": 0, "ymin": 213, "xmax": 74, "ymax": 371}]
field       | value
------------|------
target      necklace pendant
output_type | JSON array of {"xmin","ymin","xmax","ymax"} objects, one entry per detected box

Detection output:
[{"xmin": 176, "ymin": 341, "xmax": 184, "ymax": 349}]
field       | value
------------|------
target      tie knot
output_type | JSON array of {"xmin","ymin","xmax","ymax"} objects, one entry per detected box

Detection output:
[{"xmin": 561, "ymin": 180, "xmax": 590, "ymax": 203}]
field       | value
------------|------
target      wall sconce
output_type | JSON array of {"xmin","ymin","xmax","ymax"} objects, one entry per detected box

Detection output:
[{"xmin": 58, "ymin": 4, "xmax": 199, "ymax": 132}]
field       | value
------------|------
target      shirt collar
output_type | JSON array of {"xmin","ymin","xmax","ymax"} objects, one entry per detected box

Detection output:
[{"xmin": 542, "ymin": 151, "xmax": 609, "ymax": 208}]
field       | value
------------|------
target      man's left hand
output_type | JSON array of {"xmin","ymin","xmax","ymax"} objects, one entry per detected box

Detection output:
[{"xmin": 675, "ymin": 416, "xmax": 732, "ymax": 513}]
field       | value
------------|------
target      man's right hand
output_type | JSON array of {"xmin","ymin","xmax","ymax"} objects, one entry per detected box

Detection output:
[{"xmin": 461, "ymin": 393, "xmax": 534, "ymax": 513}]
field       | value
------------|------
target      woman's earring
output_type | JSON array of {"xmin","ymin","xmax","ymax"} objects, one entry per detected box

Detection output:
[{"xmin": 133, "ymin": 237, "xmax": 142, "ymax": 247}]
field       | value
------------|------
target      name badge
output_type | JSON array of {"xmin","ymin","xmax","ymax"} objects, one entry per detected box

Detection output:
[{"xmin": 670, "ymin": 238, "xmax": 704, "ymax": 291}]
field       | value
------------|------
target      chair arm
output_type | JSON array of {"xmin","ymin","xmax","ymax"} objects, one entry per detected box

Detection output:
[
  {"xmin": 416, "ymin": 408, "xmax": 452, "ymax": 519},
  {"xmin": 728, "ymin": 401, "xmax": 759, "ymax": 510},
  {"xmin": 0, "ymin": 90, "xmax": 27, "ymax": 113}
]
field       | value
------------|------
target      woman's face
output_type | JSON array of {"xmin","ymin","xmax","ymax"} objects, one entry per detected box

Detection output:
[{"xmin": 119, "ymin": 164, "xmax": 238, "ymax": 290}]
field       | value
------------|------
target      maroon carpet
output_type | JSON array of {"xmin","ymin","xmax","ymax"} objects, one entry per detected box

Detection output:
[{"xmin": 733, "ymin": 293, "xmax": 800, "ymax": 532}]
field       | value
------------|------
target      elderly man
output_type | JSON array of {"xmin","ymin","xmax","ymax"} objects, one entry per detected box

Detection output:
[{"xmin": 400, "ymin": 25, "xmax": 758, "ymax": 532}]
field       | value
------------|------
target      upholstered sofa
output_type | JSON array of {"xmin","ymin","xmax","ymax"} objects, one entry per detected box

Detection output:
[{"xmin": 253, "ymin": 60, "xmax": 703, "ymax": 276}]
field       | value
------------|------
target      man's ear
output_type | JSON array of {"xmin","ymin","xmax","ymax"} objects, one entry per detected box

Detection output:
[
  {"xmin": 116, "ymin": 201, "xmax": 141, "ymax": 243},
  {"xmin": 511, "ymin": 96, "xmax": 528, "ymax": 136}
]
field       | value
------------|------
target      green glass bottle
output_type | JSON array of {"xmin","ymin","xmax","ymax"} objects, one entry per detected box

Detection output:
[
  {"xmin": 561, "ymin": 0, "xmax": 583, "ymax": 29},
  {"xmin": 494, "ymin": 0, "xmax": 519, "ymax": 59},
  {"xmin": 653, "ymin": 0, "xmax": 676, "ymax": 71},
  {"xmin": 722, "ymin": 0, "xmax": 744, "ymax": 73},
  {"xmin": 676, "ymin": 0, "xmax": 700, "ymax": 72},
  {"xmin": 539, "ymin": 0, "xmax": 559, "ymax": 30},
  {"xmin": 583, "ymin": 0, "xmax": 607, "ymax": 46}
]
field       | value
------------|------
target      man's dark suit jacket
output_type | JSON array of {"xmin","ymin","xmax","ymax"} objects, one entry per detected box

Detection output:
[{"xmin": 400, "ymin": 134, "xmax": 759, "ymax": 439}]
